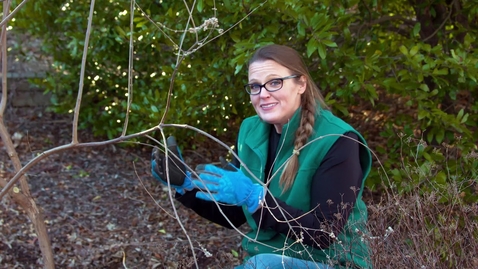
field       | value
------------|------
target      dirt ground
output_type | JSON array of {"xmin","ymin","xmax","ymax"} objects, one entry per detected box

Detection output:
[{"xmin": 0, "ymin": 106, "xmax": 246, "ymax": 269}]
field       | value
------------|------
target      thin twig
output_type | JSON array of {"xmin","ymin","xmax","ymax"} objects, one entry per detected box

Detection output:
[
  {"xmin": 198, "ymin": 0, "xmax": 268, "ymax": 48},
  {"xmin": 181, "ymin": 0, "xmax": 199, "ymax": 47},
  {"xmin": 158, "ymin": 54, "xmax": 186, "ymax": 125},
  {"xmin": 121, "ymin": 0, "xmax": 135, "ymax": 136},
  {"xmin": 158, "ymin": 129, "xmax": 199, "ymax": 269},
  {"xmin": 0, "ymin": 0, "xmax": 30, "ymax": 27},
  {"xmin": 0, "ymin": 0, "xmax": 12, "ymax": 115},
  {"xmin": 72, "ymin": 0, "xmax": 96, "ymax": 144}
]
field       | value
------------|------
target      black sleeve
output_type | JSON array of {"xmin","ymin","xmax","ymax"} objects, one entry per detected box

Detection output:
[
  {"xmin": 175, "ymin": 141, "xmax": 247, "ymax": 229},
  {"xmin": 175, "ymin": 189, "xmax": 247, "ymax": 229},
  {"xmin": 251, "ymin": 132, "xmax": 364, "ymax": 249},
  {"xmin": 231, "ymin": 137, "xmax": 240, "ymax": 167}
]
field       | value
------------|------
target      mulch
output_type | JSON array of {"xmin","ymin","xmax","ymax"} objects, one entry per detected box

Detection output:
[{"xmin": 0, "ymin": 106, "xmax": 245, "ymax": 269}]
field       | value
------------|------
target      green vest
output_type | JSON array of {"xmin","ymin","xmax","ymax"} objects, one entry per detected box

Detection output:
[{"xmin": 237, "ymin": 108, "xmax": 372, "ymax": 269}]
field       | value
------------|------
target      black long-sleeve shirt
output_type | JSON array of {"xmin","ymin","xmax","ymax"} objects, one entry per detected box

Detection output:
[{"xmin": 176, "ymin": 130, "xmax": 363, "ymax": 250}]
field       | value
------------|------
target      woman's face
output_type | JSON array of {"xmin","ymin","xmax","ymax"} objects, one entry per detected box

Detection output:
[{"xmin": 248, "ymin": 60, "xmax": 306, "ymax": 133}]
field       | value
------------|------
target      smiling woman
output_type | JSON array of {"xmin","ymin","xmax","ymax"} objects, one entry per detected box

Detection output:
[
  {"xmin": 151, "ymin": 44, "xmax": 373, "ymax": 269},
  {"xmin": 247, "ymin": 60, "xmax": 305, "ymax": 134}
]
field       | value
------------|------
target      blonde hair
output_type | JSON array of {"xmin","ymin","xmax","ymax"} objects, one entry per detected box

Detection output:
[{"xmin": 248, "ymin": 44, "xmax": 329, "ymax": 191}]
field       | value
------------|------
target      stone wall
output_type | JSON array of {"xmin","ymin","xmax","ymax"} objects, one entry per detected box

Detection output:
[
  {"xmin": 7, "ymin": 78, "xmax": 51, "ymax": 107},
  {"xmin": 1, "ymin": 33, "xmax": 52, "ymax": 107}
]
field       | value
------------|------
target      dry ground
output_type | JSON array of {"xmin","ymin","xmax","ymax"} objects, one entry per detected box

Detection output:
[{"xmin": 0, "ymin": 106, "xmax": 245, "ymax": 269}]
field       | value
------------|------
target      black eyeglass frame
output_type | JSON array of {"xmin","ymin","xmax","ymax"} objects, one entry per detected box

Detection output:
[{"xmin": 243, "ymin": 75, "xmax": 299, "ymax": 95}]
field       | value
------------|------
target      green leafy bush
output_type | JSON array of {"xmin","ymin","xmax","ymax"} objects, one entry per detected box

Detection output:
[
  {"xmin": 12, "ymin": 0, "xmax": 478, "ymax": 198},
  {"xmin": 384, "ymin": 134, "xmax": 478, "ymax": 203}
]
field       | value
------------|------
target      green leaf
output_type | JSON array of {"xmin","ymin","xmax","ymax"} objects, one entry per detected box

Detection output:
[
  {"xmin": 409, "ymin": 46, "xmax": 419, "ymax": 56},
  {"xmin": 427, "ymin": 130, "xmax": 434, "ymax": 143},
  {"xmin": 464, "ymin": 32, "xmax": 475, "ymax": 48},
  {"xmin": 223, "ymin": 0, "xmax": 232, "ymax": 10},
  {"xmin": 306, "ymin": 38, "xmax": 319, "ymax": 58},
  {"xmin": 432, "ymin": 68, "xmax": 449, "ymax": 75},
  {"xmin": 417, "ymin": 72, "xmax": 424, "ymax": 83},
  {"xmin": 436, "ymin": 128, "xmax": 445, "ymax": 144},
  {"xmin": 231, "ymin": 249, "xmax": 239, "ymax": 257},
  {"xmin": 318, "ymin": 43, "xmax": 326, "ymax": 59},
  {"xmin": 370, "ymin": 50, "xmax": 382, "ymax": 61},
  {"xmin": 115, "ymin": 26, "xmax": 126, "ymax": 37},
  {"xmin": 365, "ymin": 84, "xmax": 378, "ymax": 99},
  {"xmin": 468, "ymin": 73, "xmax": 477, "ymax": 83},
  {"xmin": 391, "ymin": 168, "xmax": 402, "ymax": 181},
  {"xmin": 230, "ymin": 31, "xmax": 241, "ymax": 43},
  {"xmin": 399, "ymin": 45, "xmax": 408, "ymax": 56},
  {"xmin": 457, "ymin": 108, "xmax": 464, "ymax": 120},
  {"xmin": 151, "ymin": 105, "xmax": 158, "ymax": 113},
  {"xmin": 310, "ymin": 13, "xmax": 324, "ymax": 28},
  {"xmin": 334, "ymin": 104, "xmax": 349, "ymax": 116},
  {"xmin": 419, "ymin": 84, "xmax": 429, "ymax": 92},
  {"xmin": 435, "ymin": 171, "xmax": 447, "ymax": 184},
  {"xmin": 297, "ymin": 21, "xmax": 306, "ymax": 37},
  {"xmin": 322, "ymin": 39, "xmax": 337, "ymax": 47},
  {"xmin": 418, "ymin": 110, "xmax": 428, "ymax": 120},
  {"xmin": 197, "ymin": 0, "xmax": 204, "ymax": 12},
  {"xmin": 412, "ymin": 23, "xmax": 421, "ymax": 36},
  {"xmin": 234, "ymin": 64, "xmax": 243, "ymax": 75}
]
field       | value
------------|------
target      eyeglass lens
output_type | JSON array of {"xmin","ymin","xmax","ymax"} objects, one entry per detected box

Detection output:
[{"xmin": 248, "ymin": 79, "xmax": 283, "ymax": 94}]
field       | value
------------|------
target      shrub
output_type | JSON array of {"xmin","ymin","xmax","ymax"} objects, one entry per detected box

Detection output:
[{"xmin": 11, "ymin": 0, "xmax": 478, "ymax": 195}]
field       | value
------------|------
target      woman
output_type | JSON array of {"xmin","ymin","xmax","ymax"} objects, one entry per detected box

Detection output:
[{"xmin": 152, "ymin": 44, "xmax": 372, "ymax": 269}]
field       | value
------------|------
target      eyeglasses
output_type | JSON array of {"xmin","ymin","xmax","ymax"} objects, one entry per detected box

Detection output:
[{"xmin": 244, "ymin": 75, "xmax": 299, "ymax": 95}]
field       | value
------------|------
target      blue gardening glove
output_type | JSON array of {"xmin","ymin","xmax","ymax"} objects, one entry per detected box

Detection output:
[
  {"xmin": 151, "ymin": 136, "xmax": 194, "ymax": 194},
  {"xmin": 193, "ymin": 162, "xmax": 265, "ymax": 213}
]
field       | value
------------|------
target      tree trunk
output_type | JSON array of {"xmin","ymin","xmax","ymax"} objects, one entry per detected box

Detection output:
[{"xmin": 0, "ymin": 122, "xmax": 56, "ymax": 269}]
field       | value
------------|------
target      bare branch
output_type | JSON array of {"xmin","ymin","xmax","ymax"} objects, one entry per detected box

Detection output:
[
  {"xmin": 181, "ymin": 0, "xmax": 199, "ymax": 47},
  {"xmin": 0, "ymin": 2, "xmax": 9, "ymax": 115},
  {"xmin": 72, "ymin": 0, "xmax": 96, "ymax": 144},
  {"xmin": 199, "ymin": 0, "xmax": 268, "ymax": 48},
  {"xmin": 0, "ymin": 0, "xmax": 30, "ymax": 28},
  {"xmin": 121, "ymin": 0, "xmax": 134, "ymax": 136},
  {"xmin": 158, "ymin": 54, "xmax": 186, "ymax": 125}
]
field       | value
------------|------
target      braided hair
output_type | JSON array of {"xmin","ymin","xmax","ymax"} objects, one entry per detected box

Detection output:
[{"xmin": 248, "ymin": 44, "xmax": 329, "ymax": 192}]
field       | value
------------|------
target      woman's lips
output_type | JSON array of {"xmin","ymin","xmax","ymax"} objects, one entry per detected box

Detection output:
[{"xmin": 260, "ymin": 103, "xmax": 278, "ymax": 110}]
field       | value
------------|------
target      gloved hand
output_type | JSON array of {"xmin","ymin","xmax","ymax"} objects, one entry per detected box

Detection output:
[
  {"xmin": 193, "ymin": 160, "xmax": 265, "ymax": 213},
  {"xmin": 151, "ymin": 136, "xmax": 194, "ymax": 194}
]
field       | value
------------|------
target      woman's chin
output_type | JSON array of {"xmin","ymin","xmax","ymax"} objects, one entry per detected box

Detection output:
[{"xmin": 259, "ymin": 115, "xmax": 281, "ymax": 125}]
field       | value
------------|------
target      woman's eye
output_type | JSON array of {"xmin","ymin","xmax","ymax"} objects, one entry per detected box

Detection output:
[
  {"xmin": 268, "ymin": 80, "xmax": 281, "ymax": 87},
  {"xmin": 251, "ymin": 85, "xmax": 261, "ymax": 90}
]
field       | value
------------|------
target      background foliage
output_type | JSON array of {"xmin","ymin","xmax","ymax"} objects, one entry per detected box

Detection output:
[{"xmin": 11, "ymin": 0, "xmax": 478, "ymax": 198}]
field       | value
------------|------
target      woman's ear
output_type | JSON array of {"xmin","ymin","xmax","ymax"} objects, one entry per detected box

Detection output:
[{"xmin": 297, "ymin": 75, "xmax": 307, "ymax": 94}]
